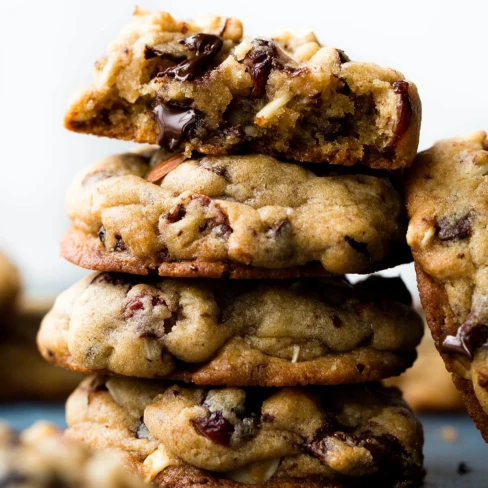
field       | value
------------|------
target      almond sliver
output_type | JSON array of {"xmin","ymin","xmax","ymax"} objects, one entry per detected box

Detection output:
[{"xmin": 147, "ymin": 154, "xmax": 187, "ymax": 183}]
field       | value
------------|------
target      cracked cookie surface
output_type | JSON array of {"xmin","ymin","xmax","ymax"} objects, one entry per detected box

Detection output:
[
  {"xmin": 64, "ymin": 8, "xmax": 421, "ymax": 169},
  {"xmin": 406, "ymin": 131, "xmax": 488, "ymax": 438},
  {"xmin": 0, "ymin": 422, "xmax": 145, "ymax": 488},
  {"xmin": 66, "ymin": 376, "xmax": 424, "ymax": 487},
  {"xmin": 38, "ymin": 273, "xmax": 423, "ymax": 386},
  {"xmin": 62, "ymin": 149, "xmax": 409, "ymax": 278}
]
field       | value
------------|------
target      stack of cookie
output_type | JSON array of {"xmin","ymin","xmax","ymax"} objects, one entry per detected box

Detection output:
[{"xmin": 38, "ymin": 9, "xmax": 426, "ymax": 487}]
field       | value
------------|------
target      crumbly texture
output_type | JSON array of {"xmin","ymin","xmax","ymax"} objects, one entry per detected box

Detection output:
[
  {"xmin": 0, "ymin": 298, "xmax": 85, "ymax": 401},
  {"xmin": 66, "ymin": 376, "xmax": 424, "ymax": 487},
  {"xmin": 62, "ymin": 149, "xmax": 408, "ymax": 278},
  {"xmin": 405, "ymin": 131, "xmax": 488, "ymax": 438},
  {"xmin": 0, "ymin": 251, "xmax": 21, "ymax": 327},
  {"xmin": 385, "ymin": 316, "xmax": 463, "ymax": 412},
  {"xmin": 38, "ymin": 273, "xmax": 423, "ymax": 386},
  {"xmin": 0, "ymin": 422, "xmax": 145, "ymax": 488},
  {"xmin": 64, "ymin": 8, "xmax": 421, "ymax": 169}
]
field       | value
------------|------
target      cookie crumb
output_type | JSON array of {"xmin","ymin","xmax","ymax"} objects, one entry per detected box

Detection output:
[
  {"xmin": 441, "ymin": 425, "xmax": 458, "ymax": 443},
  {"xmin": 457, "ymin": 462, "xmax": 470, "ymax": 474}
]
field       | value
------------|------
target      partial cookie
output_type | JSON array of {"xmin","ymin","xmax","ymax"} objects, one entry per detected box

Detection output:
[
  {"xmin": 38, "ymin": 273, "xmax": 423, "ymax": 386},
  {"xmin": 0, "ymin": 422, "xmax": 145, "ymax": 487},
  {"xmin": 385, "ymin": 317, "xmax": 464, "ymax": 412},
  {"xmin": 66, "ymin": 376, "xmax": 424, "ymax": 487},
  {"xmin": 0, "ymin": 251, "xmax": 21, "ymax": 326},
  {"xmin": 64, "ymin": 8, "xmax": 421, "ymax": 169},
  {"xmin": 62, "ymin": 150, "xmax": 409, "ymax": 278},
  {"xmin": 0, "ymin": 298, "xmax": 85, "ymax": 402},
  {"xmin": 405, "ymin": 131, "xmax": 488, "ymax": 438}
]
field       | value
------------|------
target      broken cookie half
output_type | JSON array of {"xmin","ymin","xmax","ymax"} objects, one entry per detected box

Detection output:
[{"xmin": 65, "ymin": 8, "xmax": 421, "ymax": 169}]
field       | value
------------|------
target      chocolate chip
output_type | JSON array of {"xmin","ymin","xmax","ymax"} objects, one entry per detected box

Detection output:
[
  {"xmin": 344, "ymin": 236, "xmax": 370, "ymax": 261},
  {"xmin": 152, "ymin": 100, "xmax": 198, "ymax": 151},
  {"xmin": 356, "ymin": 363, "xmax": 365, "ymax": 373},
  {"xmin": 98, "ymin": 226, "xmax": 106, "ymax": 245},
  {"xmin": 388, "ymin": 80, "xmax": 413, "ymax": 148},
  {"xmin": 242, "ymin": 39, "xmax": 303, "ymax": 99},
  {"xmin": 436, "ymin": 213, "xmax": 472, "ymax": 241},
  {"xmin": 478, "ymin": 373, "xmax": 488, "ymax": 389},
  {"xmin": 164, "ymin": 204, "xmax": 187, "ymax": 223},
  {"xmin": 337, "ymin": 49, "xmax": 350, "ymax": 64},
  {"xmin": 114, "ymin": 235, "xmax": 127, "ymax": 252},
  {"xmin": 198, "ymin": 159, "xmax": 230, "ymax": 181},
  {"xmin": 262, "ymin": 413, "xmax": 275, "ymax": 423},
  {"xmin": 192, "ymin": 411, "xmax": 234, "ymax": 446},
  {"xmin": 442, "ymin": 314, "xmax": 488, "ymax": 358},
  {"xmin": 457, "ymin": 462, "xmax": 470, "ymax": 474},
  {"xmin": 331, "ymin": 315, "xmax": 343, "ymax": 328},
  {"xmin": 160, "ymin": 34, "xmax": 223, "ymax": 81}
]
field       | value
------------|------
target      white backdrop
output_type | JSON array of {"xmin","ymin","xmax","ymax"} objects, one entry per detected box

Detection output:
[{"xmin": 0, "ymin": 0, "xmax": 486, "ymax": 296}]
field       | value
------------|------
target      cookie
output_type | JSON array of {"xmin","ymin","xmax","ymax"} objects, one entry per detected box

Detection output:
[
  {"xmin": 0, "ymin": 421, "xmax": 145, "ymax": 487},
  {"xmin": 0, "ymin": 298, "xmax": 85, "ymax": 401},
  {"xmin": 0, "ymin": 251, "xmax": 21, "ymax": 327},
  {"xmin": 66, "ymin": 376, "xmax": 424, "ymax": 487},
  {"xmin": 64, "ymin": 8, "xmax": 421, "ymax": 169},
  {"xmin": 62, "ymin": 149, "xmax": 409, "ymax": 278},
  {"xmin": 405, "ymin": 131, "xmax": 488, "ymax": 438},
  {"xmin": 38, "ymin": 273, "xmax": 423, "ymax": 386},
  {"xmin": 385, "ymin": 316, "xmax": 464, "ymax": 412}
]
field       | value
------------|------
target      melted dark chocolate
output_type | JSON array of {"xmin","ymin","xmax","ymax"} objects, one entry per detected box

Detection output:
[
  {"xmin": 242, "ymin": 38, "xmax": 304, "ymax": 99},
  {"xmin": 389, "ymin": 80, "xmax": 413, "ymax": 148},
  {"xmin": 442, "ymin": 316, "xmax": 488, "ymax": 358},
  {"xmin": 161, "ymin": 33, "xmax": 223, "ymax": 82},
  {"xmin": 152, "ymin": 101, "xmax": 198, "ymax": 151}
]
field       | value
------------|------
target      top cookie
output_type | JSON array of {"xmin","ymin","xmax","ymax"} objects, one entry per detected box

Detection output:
[
  {"xmin": 64, "ymin": 8, "xmax": 421, "ymax": 169},
  {"xmin": 405, "ymin": 131, "xmax": 488, "ymax": 437},
  {"xmin": 0, "ymin": 422, "xmax": 145, "ymax": 488}
]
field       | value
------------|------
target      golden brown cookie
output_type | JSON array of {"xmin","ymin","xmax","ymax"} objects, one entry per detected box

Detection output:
[
  {"xmin": 0, "ymin": 422, "xmax": 145, "ymax": 487},
  {"xmin": 405, "ymin": 131, "xmax": 488, "ymax": 438},
  {"xmin": 0, "ymin": 298, "xmax": 85, "ymax": 402},
  {"xmin": 64, "ymin": 8, "xmax": 421, "ymax": 169},
  {"xmin": 62, "ymin": 149, "xmax": 410, "ymax": 278},
  {"xmin": 66, "ymin": 376, "xmax": 424, "ymax": 487},
  {"xmin": 38, "ymin": 273, "xmax": 423, "ymax": 386}
]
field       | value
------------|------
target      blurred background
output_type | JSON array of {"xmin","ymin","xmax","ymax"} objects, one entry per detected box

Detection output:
[{"xmin": 1, "ymin": 0, "xmax": 487, "ymax": 298}]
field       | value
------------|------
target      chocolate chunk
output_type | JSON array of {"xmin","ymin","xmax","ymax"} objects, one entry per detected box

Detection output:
[
  {"xmin": 389, "ymin": 80, "xmax": 413, "ymax": 148},
  {"xmin": 198, "ymin": 159, "xmax": 230, "ymax": 181},
  {"xmin": 478, "ymin": 373, "xmax": 488, "ymax": 389},
  {"xmin": 192, "ymin": 411, "xmax": 234, "ymax": 446},
  {"xmin": 164, "ymin": 204, "xmax": 187, "ymax": 223},
  {"xmin": 356, "ymin": 363, "xmax": 365, "ymax": 373},
  {"xmin": 144, "ymin": 46, "xmax": 186, "ymax": 63},
  {"xmin": 442, "ymin": 314, "xmax": 488, "ymax": 358},
  {"xmin": 344, "ymin": 236, "xmax": 371, "ymax": 261},
  {"xmin": 331, "ymin": 315, "xmax": 343, "ymax": 328},
  {"xmin": 262, "ymin": 413, "xmax": 275, "ymax": 423},
  {"xmin": 436, "ymin": 213, "xmax": 472, "ymax": 241},
  {"xmin": 114, "ymin": 235, "xmax": 126, "ymax": 252},
  {"xmin": 152, "ymin": 101, "xmax": 198, "ymax": 151},
  {"xmin": 242, "ymin": 38, "xmax": 303, "ymax": 99},
  {"xmin": 337, "ymin": 49, "xmax": 350, "ymax": 64},
  {"xmin": 161, "ymin": 33, "xmax": 223, "ymax": 81}
]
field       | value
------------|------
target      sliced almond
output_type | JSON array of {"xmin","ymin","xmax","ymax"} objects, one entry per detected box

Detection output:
[
  {"xmin": 255, "ymin": 93, "xmax": 293, "ymax": 126},
  {"xmin": 420, "ymin": 226, "xmax": 435, "ymax": 248},
  {"xmin": 291, "ymin": 345, "xmax": 300, "ymax": 363},
  {"xmin": 147, "ymin": 154, "xmax": 187, "ymax": 183}
]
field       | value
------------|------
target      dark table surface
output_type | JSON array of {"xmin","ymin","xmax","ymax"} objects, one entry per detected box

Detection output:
[{"xmin": 1, "ymin": 405, "xmax": 487, "ymax": 486}]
